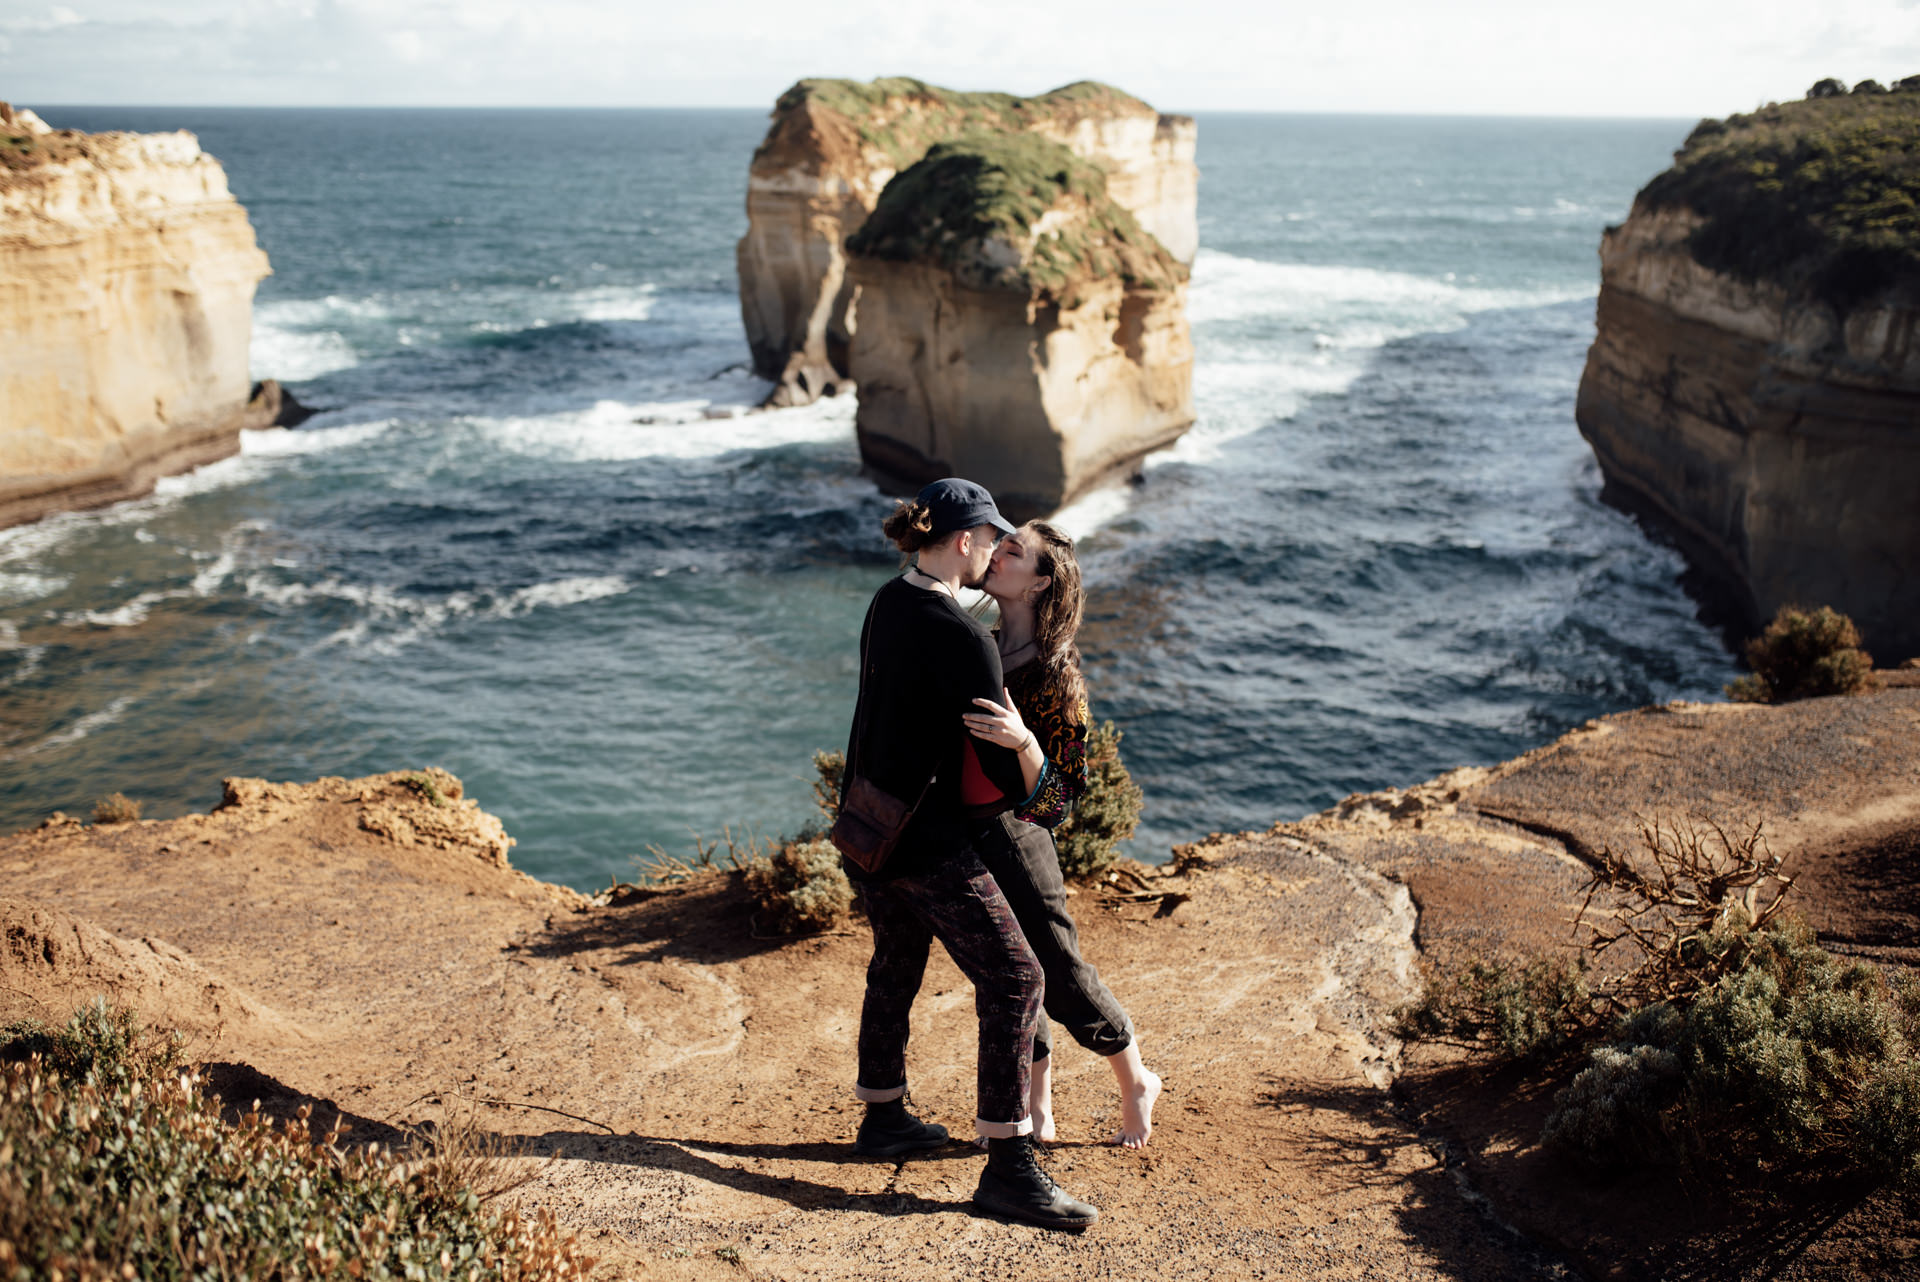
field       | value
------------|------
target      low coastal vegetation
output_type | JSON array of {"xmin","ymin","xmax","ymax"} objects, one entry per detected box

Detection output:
[
  {"xmin": 1053, "ymin": 722, "xmax": 1146, "ymax": 881},
  {"xmin": 768, "ymin": 77, "xmax": 1153, "ymax": 171},
  {"xmin": 0, "ymin": 1001, "xmax": 590, "ymax": 1281},
  {"xmin": 730, "ymin": 737, "xmax": 1147, "ymax": 933},
  {"xmin": 1399, "ymin": 814, "xmax": 1920, "ymax": 1186},
  {"xmin": 1640, "ymin": 76, "xmax": 1920, "ymax": 311},
  {"xmin": 1725, "ymin": 604, "xmax": 1875, "ymax": 703},
  {"xmin": 91, "ymin": 792, "xmax": 141, "ymax": 825},
  {"xmin": 745, "ymin": 838, "xmax": 856, "ymax": 933},
  {"xmin": 846, "ymin": 132, "xmax": 1183, "ymax": 303}
]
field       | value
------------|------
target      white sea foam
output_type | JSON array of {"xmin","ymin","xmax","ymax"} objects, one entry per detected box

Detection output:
[
  {"xmin": 0, "ymin": 695, "xmax": 134, "ymax": 762},
  {"xmin": 247, "ymin": 571, "xmax": 633, "ymax": 654},
  {"xmin": 0, "ymin": 571, "xmax": 68, "ymax": 605},
  {"xmin": 1051, "ymin": 488, "xmax": 1135, "ymax": 542},
  {"xmin": 494, "ymin": 576, "xmax": 630, "ymax": 616},
  {"xmin": 240, "ymin": 418, "xmax": 397, "ymax": 457},
  {"xmin": 472, "ymin": 393, "xmax": 857, "ymax": 464},
  {"xmin": 252, "ymin": 297, "xmax": 367, "ymax": 381}
]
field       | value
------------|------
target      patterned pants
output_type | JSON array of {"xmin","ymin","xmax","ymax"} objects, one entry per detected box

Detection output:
[{"xmin": 855, "ymin": 848, "xmax": 1043, "ymax": 1137}]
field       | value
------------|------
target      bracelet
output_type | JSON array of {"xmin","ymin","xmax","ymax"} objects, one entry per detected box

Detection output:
[{"xmin": 1018, "ymin": 732, "xmax": 1035, "ymax": 753}]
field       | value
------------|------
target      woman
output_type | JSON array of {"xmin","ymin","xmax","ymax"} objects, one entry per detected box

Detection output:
[{"xmin": 960, "ymin": 520, "xmax": 1163, "ymax": 1148}]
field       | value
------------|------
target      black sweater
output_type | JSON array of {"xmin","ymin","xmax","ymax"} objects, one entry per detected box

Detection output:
[{"xmin": 842, "ymin": 575, "xmax": 1027, "ymax": 881}]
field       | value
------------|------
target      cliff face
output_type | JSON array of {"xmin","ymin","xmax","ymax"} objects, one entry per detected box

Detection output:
[
  {"xmin": 0, "ymin": 105, "xmax": 272, "ymax": 530},
  {"xmin": 1576, "ymin": 91, "xmax": 1920, "ymax": 660},
  {"xmin": 845, "ymin": 134, "xmax": 1193, "ymax": 519},
  {"xmin": 737, "ymin": 78, "xmax": 1197, "ymax": 407}
]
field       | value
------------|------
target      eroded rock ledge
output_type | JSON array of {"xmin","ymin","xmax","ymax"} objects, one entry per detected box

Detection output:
[
  {"xmin": 1575, "ymin": 87, "xmax": 1920, "ymax": 659},
  {"xmin": 0, "ymin": 103, "xmax": 272, "ymax": 531},
  {"xmin": 736, "ymin": 78, "xmax": 1197, "ymax": 409}
]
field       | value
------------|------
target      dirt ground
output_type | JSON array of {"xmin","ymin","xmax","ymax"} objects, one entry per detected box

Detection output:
[{"xmin": 4, "ymin": 679, "xmax": 1918, "ymax": 1280}]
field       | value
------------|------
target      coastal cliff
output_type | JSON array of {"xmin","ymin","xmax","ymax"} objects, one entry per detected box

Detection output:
[
  {"xmin": 1575, "ymin": 85, "xmax": 1920, "ymax": 659},
  {"xmin": 736, "ymin": 78, "xmax": 1197, "ymax": 407},
  {"xmin": 0, "ymin": 104, "xmax": 272, "ymax": 530},
  {"xmin": 845, "ymin": 134, "xmax": 1194, "ymax": 518}
]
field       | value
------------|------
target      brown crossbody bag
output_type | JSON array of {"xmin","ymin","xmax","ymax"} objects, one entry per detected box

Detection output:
[{"xmin": 828, "ymin": 597, "xmax": 937, "ymax": 876}]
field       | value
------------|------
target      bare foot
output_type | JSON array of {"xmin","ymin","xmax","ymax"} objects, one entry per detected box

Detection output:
[{"xmin": 1112, "ymin": 1070, "xmax": 1161, "ymax": 1148}]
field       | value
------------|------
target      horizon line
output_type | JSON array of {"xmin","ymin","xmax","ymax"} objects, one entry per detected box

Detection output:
[{"xmin": 19, "ymin": 101, "xmax": 1706, "ymax": 123}]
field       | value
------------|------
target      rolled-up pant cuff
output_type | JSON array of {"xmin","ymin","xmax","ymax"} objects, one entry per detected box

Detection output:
[
  {"xmin": 974, "ymin": 1114, "xmax": 1034, "ymax": 1140},
  {"xmin": 855, "ymin": 1081, "xmax": 905, "ymax": 1104}
]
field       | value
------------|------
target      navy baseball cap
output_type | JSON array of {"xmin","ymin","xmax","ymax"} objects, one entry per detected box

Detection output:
[{"xmin": 918, "ymin": 477, "xmax": 1015, "ymax": 537}]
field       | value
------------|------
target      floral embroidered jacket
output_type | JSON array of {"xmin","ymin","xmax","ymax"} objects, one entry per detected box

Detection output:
[{"xmin": 1004, "ymin": 660, "xmax": 1090, "ymax": 830}]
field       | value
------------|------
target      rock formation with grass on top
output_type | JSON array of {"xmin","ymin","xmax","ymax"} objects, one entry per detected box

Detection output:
[
  {"xmin": 1575, "ymin": 80, "xmax": 1920, "ymax": 660},
  {"xmin": 846, "ymin": 131, "xmax": 1194, "ymax": 519},
  {"xmin": 0, "ymin": 103, "xmax": 273, "ymax": 531},
  {"xmin": 736, "ymin": 78, "xmax": 1197, "ymax": 410}
]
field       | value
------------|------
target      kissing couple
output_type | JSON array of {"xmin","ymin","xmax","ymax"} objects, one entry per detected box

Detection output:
[{"xmin": 831, "ymin": 477, "xmax": 1161, "ymax": 1231}]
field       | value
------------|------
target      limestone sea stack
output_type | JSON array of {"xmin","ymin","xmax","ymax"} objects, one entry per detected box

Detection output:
[
  {"xmin": 1575, "ymin": 82, "xmax": 1920, "ymax": 658},
  {"xmin": 845, "ymin": 134, "xmax": 1193, "ymax": 519},
  {"xmin": 737, "ymin": 78, "xmax": 1197, "ymax": 407},
  {"xmin": 1, "ymin": 104, "xmax": 271, "ymax": 530}
]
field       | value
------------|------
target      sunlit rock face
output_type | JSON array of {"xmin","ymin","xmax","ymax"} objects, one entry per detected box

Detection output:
[
  {"xmin": 1575, "ymin": 90, "xmax": 1920, "ymax": 660},
  {"xmin": 736, "ymin": 78, "xmax": 1196, "ymax": 409},
  {"xmin": 1, "ymin": 104, "xmax": 271, "ymax": 530},
  {"xmin": 844, "ymin": 133, "xmax": 1193, "ymax": 521}
]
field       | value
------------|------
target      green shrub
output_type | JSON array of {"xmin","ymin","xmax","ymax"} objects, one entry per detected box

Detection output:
[
  {"xmin": 1638, "ymin": 84, "xmax": 1920, "ymax": 313},
  {"xmin": 91, "ymin": 793, "xmax": 140, "ymax": 824},
  {"xmin": 846, "ymin": 132, "xmax": 1182, "ymax": 302},
  {"xmin": 1054, "ymin": 720, "xmax": 1145, "ymax": 881},
  {"xmin": 1541, "ymin": 918, "xmax": 1920, "ymax": 1183},
  {"xmin": 1395, "ymin": 956, "xmax": 1592, "ymax": 1059},
  {"xmin": 746, "ymin": 838, "xmax": 855, "ymax": 934},
  {"xmin": 0, "ymin": 1001, "xmax": 591, "ymax": 1281},
  {"xmin": 1726, "ymin": 604, "xmax": 1874, "ymax": 703}
]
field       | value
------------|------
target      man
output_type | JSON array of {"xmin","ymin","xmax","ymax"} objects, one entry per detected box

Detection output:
[{"xmin": 842, "ymin": 477, "xmax": 1098, "ymax": 1230}]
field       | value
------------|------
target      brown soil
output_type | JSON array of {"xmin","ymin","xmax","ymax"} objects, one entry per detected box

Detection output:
[{"xmin": 4, "ymin": 683, "xmax": 1917, "ymax": 1279}]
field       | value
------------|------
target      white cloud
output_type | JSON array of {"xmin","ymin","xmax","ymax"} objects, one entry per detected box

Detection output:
[
  {"xmin": 0, "ymin": 0, "xmax": 1916, "ymax": 114},
  {"xmin": 2, "ymin": 5, "xmax": 86, "ymax": 32}
]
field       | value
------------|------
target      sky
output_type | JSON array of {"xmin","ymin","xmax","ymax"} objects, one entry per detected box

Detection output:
[{"xmin": 4, "ymin": 0, "xmax": 1919, "ymax": 117}]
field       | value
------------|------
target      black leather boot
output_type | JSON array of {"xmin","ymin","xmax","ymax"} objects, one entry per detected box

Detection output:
[
  {"xmin": 974, "ymin": 1135, "xmax": 1099, "ymax": 1229},
  {"xmin": 853, "ymin": 1099, "xmax": 950, "ymax": 1157}
]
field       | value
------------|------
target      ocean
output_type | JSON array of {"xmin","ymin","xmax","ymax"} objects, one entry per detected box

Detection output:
[{"xmin": 0, "ymin": 107, "xmax": 1738, "ymax": 888}]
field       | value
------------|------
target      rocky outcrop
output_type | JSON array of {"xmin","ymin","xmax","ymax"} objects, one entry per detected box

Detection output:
[
  {"xmin": 0, "ymin": 104, "xmax": 272, "ymax": 531},
  {"xmin": 737, "ymin": 78, "xmax": 1197, "ymax": 408},
  {"xmin": 1575, "ymin": 89, "xmax": 1920, "ymax": 659},
  {"xmin": 845, "ymin": 133, "xmax": 1193, "ymax": 519}
]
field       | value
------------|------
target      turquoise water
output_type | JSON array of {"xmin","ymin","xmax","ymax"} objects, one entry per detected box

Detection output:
[{"xmin": 0, "ymin": 108, "xmax": 1737, "ymax": 887}]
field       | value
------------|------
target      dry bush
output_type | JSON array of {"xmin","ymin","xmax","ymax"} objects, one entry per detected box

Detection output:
[
  {"xmin": 1726, "ymin": 605, "xmax": 1873, "ymax": 703},
  {"xmin": 810, "ymin": 750, "xmax": 845, "ymax": 823},
  {"xmin": 1573, "ymin": 814, "xmax": 1794, "ymax": 1010},
  {"xmin": 1544, "ymin": 917, "xmax": 1920, "ymax": 1183},
  {"xmin": 91, "ymin": 793, "xmax": 141, "ymax": 824},
  {"xmin": 1399, "ymin": 810, "xmax": 1920, "ymax": 1186},
  {"xmin": 402, "ymin": 1104, "xmax": 550, "ymax": 1208},
  {"xmin": 746, "ymin": 838, "xmax": 854, "ymax": 934}
]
